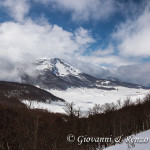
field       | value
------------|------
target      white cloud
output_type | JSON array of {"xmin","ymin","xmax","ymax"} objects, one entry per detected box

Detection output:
[
  {"xmin": 113, "ymin": 1, "xmax": 150, "ymax": 57},
  {"xmin": 1, "ymin": 0, "xmax": 29, "ymax": 22},
  {"xmin": 0, "ymin": 0, "xmax": 118, "ymax": 22},
  {"xmin": 0, "ymin": 19, "xmax": 136, "ymax": 82},
  {"xmin": 75, "ymin": 27, "xmax": 95, "ymax": 47},
  {"xmin": 0, "ymin": 20, "xmax": 96, "ymax": 80},
  {"xmin": 0, "ymin": 0, "xmax": 150, "ymax": 87},
  {"xmin": 0, "ymin": 57, "xmax": 21, "ymax": 81},
  {"xmin": 35, "ymin": 0, "xmax": 117, "ymax": 22},
  {"xmin": 74, "ymin": 55, "xmax": 135, "ymax": 68},
  {"xmin": 0, "ymin": 20, "xmax": 94, "ymax": 62},
  {"xmin": 0, "ymin": 18, "xmax": 130, "ymax": 67},
  {"xmin": 91, "ymin": 45, "xmax": 114, "ymax": 56}
]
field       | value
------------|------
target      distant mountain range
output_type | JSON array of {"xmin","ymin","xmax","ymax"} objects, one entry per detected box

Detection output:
[{"xmin": 20, "ymin": 58, "xmax": 148, "ymax": 90}]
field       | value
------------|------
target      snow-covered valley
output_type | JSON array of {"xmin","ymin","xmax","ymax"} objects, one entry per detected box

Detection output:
[{"xmin": 22, "ymin": 86, "xmax": 150, "ymax": 114}]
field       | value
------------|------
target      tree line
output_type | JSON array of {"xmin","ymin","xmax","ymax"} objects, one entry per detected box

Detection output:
[{"xmin": 0, "ymin": 93, "xmax": 150, "ymax": 150}]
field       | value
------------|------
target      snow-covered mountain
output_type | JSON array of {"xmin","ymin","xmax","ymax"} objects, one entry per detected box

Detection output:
[
  {"xmin": 20, "ymin": 58, "xmax": 148, "ymax": 90},
  {"xmin": 34, "ymin": 58, "xmax": 81, "ymax": 77}
]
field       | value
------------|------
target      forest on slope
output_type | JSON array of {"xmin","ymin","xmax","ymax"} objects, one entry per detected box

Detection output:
[{"xmin": 0, "ymin": 93, "xmax": 150, "ymax": 150}]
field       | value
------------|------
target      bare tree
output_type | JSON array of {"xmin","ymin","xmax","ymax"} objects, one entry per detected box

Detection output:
[
  {"xmin": 64, "ymin": 102, "xmax": 75, "ymax": 118},
  {"xmin": 92, "ymin": 104, "xmax": 103, "ymax": 114},
  {"xmin": 75, "ymin": 107, "xmax": 81, "ymax": 118}
]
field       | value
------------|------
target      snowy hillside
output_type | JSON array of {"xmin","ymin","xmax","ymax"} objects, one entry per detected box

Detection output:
[
  {"xmin": 34, "ymin": 58, "xmax": 81, "ymax": 77},
  {"xmin": 22, "ymin": 86, "xmax": 150, "ymax": 114},
  {"xmin": 104, "ymin": 130, "xmax": 150, "ymax": 150},
  {"xmin": 22, "ymin": 100, "xmax": 65, "ymax": 113}
]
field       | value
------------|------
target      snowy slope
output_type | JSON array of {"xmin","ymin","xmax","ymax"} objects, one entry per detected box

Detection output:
[
  {"xmin": 22, "ymin": 100, "xmax": 65, "ymax": 113},
  {"xmin": 34, "ymin": 58, "xmax": 81, "ymax": 77},
  {"xmin": 104, "ymin": 130, "xmax": 150, "ymax": 150},
  {"xmin": 22, "ymin": 87, "xmax": 150, "ymax": 114}
]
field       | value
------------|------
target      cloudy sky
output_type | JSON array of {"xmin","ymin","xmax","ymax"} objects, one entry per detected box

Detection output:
[{"xmin": 0, "ymin": 0, "xmax": 150, "ymax": 86}]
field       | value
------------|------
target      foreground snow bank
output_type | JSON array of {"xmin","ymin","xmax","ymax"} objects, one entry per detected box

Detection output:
[{"xmin": 104, "ymin": 130, "xmax": 150, "ymax": 150}]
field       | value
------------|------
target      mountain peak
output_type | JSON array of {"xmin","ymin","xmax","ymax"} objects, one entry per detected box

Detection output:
[
  {"xmin": 52, "ymin": 58, "xmax": 62, "ymax": 62},
  {"xmin": 21, "ymin": 58, "xmax": 148, "ymax": 90},
  {"xmin": 34, "ymin": 58, "xmax": 81, "ymax": 77}
]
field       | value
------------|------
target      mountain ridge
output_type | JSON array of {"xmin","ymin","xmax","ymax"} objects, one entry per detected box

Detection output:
[{"xmin": 20, "ymin": 58, "xmax": 149, "ymax": 90}]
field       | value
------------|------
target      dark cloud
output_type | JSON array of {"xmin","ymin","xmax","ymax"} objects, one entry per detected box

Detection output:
[
  {"xmin": 89, "ymin": 63, "xmax": 150, "ymax": 87},
  {"xmin": 117, "ymin": 63, "xmax": 150, "ymax": 87}
]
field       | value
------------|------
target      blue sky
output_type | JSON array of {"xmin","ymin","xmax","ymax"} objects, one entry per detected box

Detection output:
[{"xmin": 0, "ymin": 0, "xmax": 150, "ymax": 86}]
